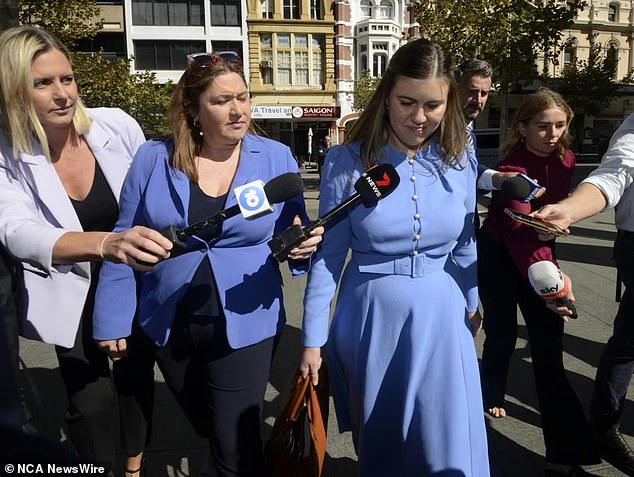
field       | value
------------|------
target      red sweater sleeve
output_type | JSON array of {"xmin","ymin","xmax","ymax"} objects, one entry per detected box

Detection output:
[{"xmin": 481, "ymin": 148, "xmax": 575, "ymax": 277}]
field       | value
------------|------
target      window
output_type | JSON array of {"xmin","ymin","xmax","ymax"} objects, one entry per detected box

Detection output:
[
  {"xmin": 310, "ymin": 0, "xmax": 322, "ymax": 20},
  {"xmin": 211, "ymin": 41, "xmax": 243, "ymax": 59},
  {"xmin": 373, "ymin": 53, "xmax": 387, "ymax": 77},
  {"xmin": 283, "ymin": 0, "xmax": 300, "ymax": 19},
  {"xmin": 563, "ymin": 41, "xmax": 576, "ymax": 69},
  {"xmin": 608, "ymin": 3, "xmax": 618, "ymax": 22},
  {"xmin": 132, "ymin": 0, "xmax": 203, "ymax": 26},
  {"xmin": 260, "ymin": 34, "xmax": 273, "ymax": 84},
  {"xmin": 134, "ymin": 40, "xmax": 205, "ymax": 70},
  {"xmin": 360, "ymin": 0, "xmax": 372, "ymax": 18},
  {"xmin": 379, "ymin": 0, "xmax": 392, "ymax": 18},
  {"xmin": 260, "ymin": 0, "xmax": 273, "ymax": 18},
  {"xmin": 606, "ymin": 42, "xmax": 619, "ymax": 79},
  {"xmin": 259, "ymin": 33, "xmax": 324, "ymax": 86},
  {"xmin": 312, "ymin": 36, "xmax": 323, "ymax": 85},
  {"xmin": 210, "ymin": 0, "xmax": 241, "ymax": 26}
]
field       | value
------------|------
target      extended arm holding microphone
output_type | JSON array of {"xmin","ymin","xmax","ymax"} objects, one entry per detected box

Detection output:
[
  {"xmin": 144, "ymin": 173, "xmax": 305, "ymax": 263},
  {"xmin": 268, "ymin": 163, "xmax": 401, "ymax": 262},
  {"xmin": 528, "ymin": 261, "xmax": 578, "ymax": 320}
]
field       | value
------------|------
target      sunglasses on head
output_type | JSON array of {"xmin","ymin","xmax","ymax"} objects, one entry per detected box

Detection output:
[{"xmin": 187, "ymin": 51, "xmax": 242, "ymax": 68}]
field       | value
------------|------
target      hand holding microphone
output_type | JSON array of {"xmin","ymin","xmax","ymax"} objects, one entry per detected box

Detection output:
[
  {"xmin": 500, "ymin": 173, "xmax": 545, "ymax": 203},
  {"xmin": 268, "ymin": 163, "xmax": 401, "ymax": 262},
  {"xmin": 138, "ymin": 173, "xmax": 304, "ymax": 266},
  {"xmin": 528, "ymin": 261, "xmax": 578, "ymax": 320}
]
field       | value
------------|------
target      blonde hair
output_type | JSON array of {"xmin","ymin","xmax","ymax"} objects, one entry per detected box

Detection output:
[
  {"xmin": 169, "ymin": 56, "xmax": 254, "ymax": 181},
  {"xmin": 500, "ymin": 88, "xmax": 573, "ymax": 161},
  {"xmin": 0, "ymin": 26, "xmax": 91, "ymax": 160},
  {"xmin": 345, "ymin": 38, "xmax": 466, "ymax": 169}
]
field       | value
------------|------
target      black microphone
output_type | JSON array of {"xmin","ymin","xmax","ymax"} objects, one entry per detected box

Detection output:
[
  {"xmin": 500, "ymin": 174, "xmax": 542, "ymax": 202},
  {"xmin": 157, "ymin": 173, "xmax": 304, "ymax": 258},
  {"xmin": 268, "ymin": 163, "xmax": 400, "ymax": 262}
]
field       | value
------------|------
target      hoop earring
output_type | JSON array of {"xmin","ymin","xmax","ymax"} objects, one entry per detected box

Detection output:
[{"xmin": 193, "ymin": 118, "xmax": 203, "ymax": 137}]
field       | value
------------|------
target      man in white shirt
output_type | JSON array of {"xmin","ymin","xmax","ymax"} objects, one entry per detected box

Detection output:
[{"xmin": 535, "ymin": 113, "xmax": 634, "ymax": 476}]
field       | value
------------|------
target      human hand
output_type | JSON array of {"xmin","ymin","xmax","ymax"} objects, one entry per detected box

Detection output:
[
  {"xmin": 544, "ymin": 272, "xmax": 577, "ymax": 322},
  {"xmin": 95, "ymin": 338, "xmax": 128, "ymax": 361},
  {"xmin": 286, "ymin": 216, "xmax": 324, "ymax": 261},
  {"xmin": 531, "ymin": 204, "xmax": 574, "ymax": 233},
  {"xmin": 300, "ymin": 347, "xmax": 322, "ymax": 386},
  {"xmin": 515, "ymin": 173, "xmax": 546, "ymax": 201},
  {"xmin": 101, "ymin": 226, "xmax": 173, "ymax": 272},
  {"xmin": 468, "ymin": 310, "xmax": 483, "ymax": 338},
  {"xmin": 491, "ymin": 172, "xmax": 546, "ymax": 204}
]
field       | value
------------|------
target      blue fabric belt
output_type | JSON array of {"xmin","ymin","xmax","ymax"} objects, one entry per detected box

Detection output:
[{"xmin": 353, "ymin": 252, "xmax": 447, "ymax": 278}]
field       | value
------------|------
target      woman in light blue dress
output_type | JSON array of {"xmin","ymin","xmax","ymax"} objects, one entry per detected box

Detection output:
[{"xmin": 300, "ymin": 39, "xmax": 490, "ymax": 476}]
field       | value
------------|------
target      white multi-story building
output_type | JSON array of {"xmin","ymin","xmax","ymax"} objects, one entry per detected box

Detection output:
[
  {"xmin": 124, "ymin": 0, "xmax": 249, "ymax": 83},
  {"xmin": 333, "ymin": 0, "xmax": 418, "ymax": 141}
]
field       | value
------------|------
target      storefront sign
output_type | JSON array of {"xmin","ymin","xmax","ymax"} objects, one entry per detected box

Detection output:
[
  {"xmin": 251, "ymin": 106, "xmax": 293, "ymax": 119},
  {"xmin": 292, "ymin": 106, "xmax": 341, "ymax": 119},
  {"xmin": 251, "ymin": 105, "xmax": 341, "ymax": 119}
]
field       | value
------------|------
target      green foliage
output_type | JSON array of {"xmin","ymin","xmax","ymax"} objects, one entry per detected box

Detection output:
[
  {"xmin": 72, "ymin": 52, "xmax": 173, "ymax": 137},
  {"xmin": 19, "ymin": 0, "xmax": 102, "ymax": 48},
  {"xmin": 19, "ymin": 0, "xmax": 172, "ymax": 136},
  {"xmin": 353, "ymin": 69, "xmax": 379, "ymax": 112},
  {"xmin": 411, "ymin": 0, "xmax": 585, "ymax": 91},
  {"xmin": 555, "ymin": 41, "xmax": 619, "ymax": 116}
]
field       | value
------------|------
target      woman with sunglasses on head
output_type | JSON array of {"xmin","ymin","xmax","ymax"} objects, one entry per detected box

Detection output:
[
  {"xmin": 0, "ymin": 26, "xmax": 173, "ymax": 475},
  {"xmin": 478, "ymin": 89, "xmax": 601, "ymax": 476},
  {"xmin": 300, "ymin": 38, "xmax": 490, "ymax": 476},
  {"xmin": 93, "ymin": 52, "xmax": 323, "ymax": 476}
]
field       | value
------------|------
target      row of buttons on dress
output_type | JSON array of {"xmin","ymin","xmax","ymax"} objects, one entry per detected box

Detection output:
[{"xmin": 409, "ymin": 155, "xmax": 422, "ymax": 257}]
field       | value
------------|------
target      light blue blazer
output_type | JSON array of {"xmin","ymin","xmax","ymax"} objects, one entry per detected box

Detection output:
[
  {"xmin": 93, "ymin": 134, "xmax": 308, "ymax": 349},
  {"xmin": 0, "ymin": 108, "xmax": 145, "ymax": 347}
]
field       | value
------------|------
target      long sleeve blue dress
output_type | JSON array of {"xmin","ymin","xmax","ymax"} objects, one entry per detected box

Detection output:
[{"xmin": 302, "ymin": 139, "xmax": 490, "ymax": 476}]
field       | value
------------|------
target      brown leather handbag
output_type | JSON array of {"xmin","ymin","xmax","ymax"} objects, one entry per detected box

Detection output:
[{"xmin": 266, "ymin": 365, "xmax": 329, "ymax": 477}]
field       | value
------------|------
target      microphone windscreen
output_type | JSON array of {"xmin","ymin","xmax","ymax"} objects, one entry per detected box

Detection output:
[
  {"xmin": 500, "ymin": 175, "xmax": 532, "ymax": 201},
  {"xmin": 263, "ymin": 173, "xmax": 304, "ymax": 204},
  {"xmin": 528, "ymin": 261, "xmax": 567, "ymax": 299},
  {"xmin": 355, "ymin": 163, "xmax": 400, "ymax": 205}
]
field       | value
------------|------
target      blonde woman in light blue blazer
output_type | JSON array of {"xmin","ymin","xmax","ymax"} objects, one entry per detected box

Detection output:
[{"xmin": 0, "ymin": 26, "xmax": 172, "ymax": 475}]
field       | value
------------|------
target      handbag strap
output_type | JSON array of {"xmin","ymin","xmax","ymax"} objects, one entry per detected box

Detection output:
[{"xmin": 287, "ymin": 374, "xmax": 310, "ymax": 423}]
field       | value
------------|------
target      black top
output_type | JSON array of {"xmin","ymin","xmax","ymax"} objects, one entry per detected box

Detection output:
[
  {"xmin": 69, "ymin": 160, "xmax": 118, "ymax": 279},
  {"xmin": 69, "ymin": 160, "xmax": 118, "ymax": 234},
  {"xmin": 69, "ymin": 159, "xmax": 119, "ymax": 326},
  {"xmin": 177, "ymin": 183, "xmax": 227, "ymax": 318}
]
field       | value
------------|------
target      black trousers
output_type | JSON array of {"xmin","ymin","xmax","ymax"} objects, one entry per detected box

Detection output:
[
  {"xmin": 55, "ymin": 305, "xmax": 150, "ymax": 468},
  {"xmin": 478, "ymin": 232, "xmax": 600, "ymax": 465},
  {"xmin": 127, "ymin": 312, "xmax": 277, "ymax": 477},
  {"xmin": 590, "ymin": 232, "xmax": 634, "ymax": 431},
  {"xmin": 55, "ymin": 313, "xmax": 116, "ymax": 467},
  {"xmin": 0, "ymin": 246, "xmax": 29, "ymax": 429}
]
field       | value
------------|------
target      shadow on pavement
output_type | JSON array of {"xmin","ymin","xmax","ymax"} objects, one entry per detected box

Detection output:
[{"xmin": 556, "ymin": 243, "xmax": 614, "ymax": 267}]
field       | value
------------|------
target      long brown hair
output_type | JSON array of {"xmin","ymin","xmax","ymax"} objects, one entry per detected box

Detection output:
[
  {"xmin": 500, "ymin": 88, "xmax": 573, "ymax": 161},
  {"xmin": 345, "ymin": 38, "xmax": 466, "ymax": 169},
  {"xmin": 168, "ymin": 56, "xmax": 255, "ymax": 181}
]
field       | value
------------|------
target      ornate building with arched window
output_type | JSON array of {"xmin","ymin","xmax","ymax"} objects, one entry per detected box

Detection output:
[{"xmin": 332, "ymin": 0, "xmax": 418, "ymax": 142}]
